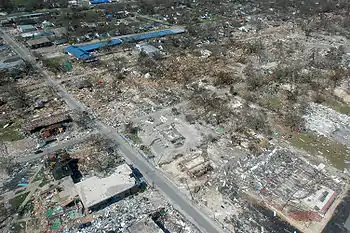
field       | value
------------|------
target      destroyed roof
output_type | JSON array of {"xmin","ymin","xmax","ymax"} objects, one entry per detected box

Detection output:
[
  {"xmin": 58, "ymin": 177, "xmax": 78, "ymax": 205},
  {"xmin": 126, "ymin": 217, "xmax": 163, "ymax": 233},
  {"xmin": 75, "ymin": 164, "xmax": 136, "ymax": 209},
  {"xmin": 136, "ymin": 43, "xmax": 159, "ymax": 55},
  {"xmin": 0, "ymin": 43, "xmax": 24, "ymax": 70},
  {"xmin": 52, "ymin": 161, "xmax": 73, "ymax": 180},
  {"xmin": 26, "ymin": 37, "xmax": 51, "ymax": 46},
  {"xmin": 0, "ymin": 56, "xmax": 24, "ymax": 70},
  {"xmin": 23, "ymin": 111, "xmax": 72, "ymax": 133}
]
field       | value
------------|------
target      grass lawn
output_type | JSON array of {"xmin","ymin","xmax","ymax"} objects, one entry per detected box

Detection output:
[
  {"xmin": 32, "ymin": 167, "xmax": 50, "ymax": 187},
  {"xmin": 263, "ymin": 94, "xmax": 283, "ymax": 111},
  {"xmin": 13, "ymin": 0, "xmax": 26, "ymax": 5},
  {"xmin": 322, "ymin": 97, "xmax": 350, "ymax": 115},
  {"xmin": 126, "ymin": 132, "xmax": 142, "ymax": 144},
  {"xmin": 290, "ymin": 132, "xmax": 349, "ymax": 170},
  {"xmin": 10, "ymin": 192, "xmax": 29, "ymax": 211},
  {"xmin": 0, "ymin": 121, "xmax": 24, "ymax": 141}
]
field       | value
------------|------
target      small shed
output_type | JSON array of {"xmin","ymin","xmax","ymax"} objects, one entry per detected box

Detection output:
[
  {"xmin": 27, "ymin": 37, "xmax": 52, "ymax": 49},
  {"xmin": 136, "ymin": 43, "xmax": 160, "ymax": 57}
]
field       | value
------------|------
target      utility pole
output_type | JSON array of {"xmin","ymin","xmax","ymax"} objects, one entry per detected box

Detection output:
[
  {"xmin": 157, "ymin": 153, "xmax": 165, "ymax": 165},
  {"xmin": 185, "ymin": 179, "xmax": 194, "ymax": 200}
]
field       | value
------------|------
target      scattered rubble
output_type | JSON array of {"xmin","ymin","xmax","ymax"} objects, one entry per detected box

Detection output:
[
  {"xmin": 1, "ymin": 1, "xmax": 350, "ymax": 233},
  {"xmin": 304, "ymin": 103, "xmax": 350, "ymax": 148}
]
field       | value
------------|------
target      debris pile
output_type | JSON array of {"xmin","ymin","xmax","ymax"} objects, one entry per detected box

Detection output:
[{"xmin": 304, "ymin": 103, "xmax": 350, "ymax": 148}]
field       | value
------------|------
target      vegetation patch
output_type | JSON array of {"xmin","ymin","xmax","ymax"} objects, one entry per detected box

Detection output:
[
  {"xmin": 42, "ymin": 57, "xmax": 66, "ymax": 74},
  {"xmin": 126, "ymin": 132, "xmax": 142, "ymax": 144},
  {"xmin": 32, "ymin": 167, "xmax": 50, "ymax": 187},
  {"xmin": 10, "ymin": 192, "xmax": 29, "ymax": 212},
  {"xmin": 19, "ymin": 200, "xmax": 34, "ymax": 217},
  {"xmin": 0, "ymin": 121, "xmax": 24, "ymax": 141},
  {"xmin": 0, "ymin": 202, "xmax": 9, "ymax": 223},
  {"xmin": 125, "ymin": 122, "xmax": 142, "ymax": 144},
  {"xmin": 290, "ymin": 132, "xmax": 350, "ymax": 170},
  {"xmin": 262, "ymin": 94, "xmax": 283, "ymax": 111},
  {"xmin": 323, "ymin": 98, "xmax": 350, "ymax": 115}
]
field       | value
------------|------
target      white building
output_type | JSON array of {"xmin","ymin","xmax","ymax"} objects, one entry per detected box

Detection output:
[{"xmin": 75, "ymin": 164, "xmax": 137, "ymax": 211}]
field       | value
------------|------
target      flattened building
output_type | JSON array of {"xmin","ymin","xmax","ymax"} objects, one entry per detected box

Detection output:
[
  {"xmin": 126, "ymin": 217, "xmax": 163, "ymax": 233},
  {"xmin": 23, "ymin": 111, "xmax": 72, "ymax": 133}
]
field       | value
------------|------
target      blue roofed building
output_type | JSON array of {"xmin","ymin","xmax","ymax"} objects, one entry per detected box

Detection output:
[
  {"xmin": 64, "ymin": 46, "xmax": 96, "ymax": 61},
  {"xmin": 78, "ymin": 38, "xmax": 122, "ymax": 52},
  {"xmin": 89, "ymin": 0, "xmax": 111, "ymax": 5},
  {"xmin": 64, "ymin": 28, "xmax": 185, "ymax": 61}
]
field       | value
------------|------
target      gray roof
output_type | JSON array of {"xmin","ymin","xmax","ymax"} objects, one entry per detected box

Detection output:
[
  {"xmin": 75, "ymin": 164, "xmax": 136, "ymax": 209},
  {"xmin": 52, "ymin": 27, "xmax": 67, "ymax": 37},
  {"xmin": 0, "ymin": 54, "xmax": 24, "ymax": 70},
  {"xmin": 136, "ymin": 43, "xmax": 159, "ymax": 55},
  {"xmin": 0, "ymin": 59, "xmax": 24, "ymax": 70},
  {"xmin": 18, "ymin": 24, "xmax": 36, "ymax": 30},
  {"xmin": 27, "ymin": 37, "xmax": 51, "ymax": 46}
]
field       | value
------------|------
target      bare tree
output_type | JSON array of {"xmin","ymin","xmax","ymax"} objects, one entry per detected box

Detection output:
[{"xmin": 214, "ymin": 71, "xmax": 238, "ymax": 86}]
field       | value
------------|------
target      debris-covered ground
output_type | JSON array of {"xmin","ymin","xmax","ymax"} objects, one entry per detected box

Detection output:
[
  {"xmin": 69, "ymin": 189, "xmax": 200, "ymax": 233},
  {"xmin": 1, "ymin": 0, "xmax": 350, "ymax": 232}
]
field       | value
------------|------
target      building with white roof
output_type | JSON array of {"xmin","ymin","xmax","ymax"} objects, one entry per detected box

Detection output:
[{"xmin": 75, "ymin": 163, "xmax": 137, "ymax": 211}]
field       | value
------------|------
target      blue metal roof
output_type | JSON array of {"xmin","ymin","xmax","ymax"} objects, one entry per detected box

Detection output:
[
  {"xmin": 89, "ymin": 0, "xmax": 110, "ymax": 4},
  {"xmin": 0, "ymin": 45, "xmax": 9, "ymax": 50},
  {"xmin": 64, "ymin": 29, "xmax": 185, "ymax": 61},
  {"xmin": 64, "ymin": 46, "xmax": 94, "ymax": 61},
  {"xmin": 79, "ymin": 38, "xmax": 122, "ymax": 52},
  {"xmin": 120, "ymin": 30, "xmax": 174, "ymax": 42}
]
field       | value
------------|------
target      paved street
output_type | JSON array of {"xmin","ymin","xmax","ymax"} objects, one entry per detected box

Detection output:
[{"xmin": 0, "ymin": 29, "xmax": 224, "ymax": 233}]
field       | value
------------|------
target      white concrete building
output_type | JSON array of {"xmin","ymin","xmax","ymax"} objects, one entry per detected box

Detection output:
[{"xmin": 75, "ymin": 164, "xmax": 137, "ymax": 211}]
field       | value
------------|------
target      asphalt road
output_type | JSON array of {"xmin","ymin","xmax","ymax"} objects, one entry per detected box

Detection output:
[{"xmin": 0, "ymin": 29, "xmax": 224, "ymax": 233}]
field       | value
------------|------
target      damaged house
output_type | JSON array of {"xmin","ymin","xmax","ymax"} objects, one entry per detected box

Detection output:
[{"xmin": 23, "ymin": 111, "xmax": 72, "ymax": 133}]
